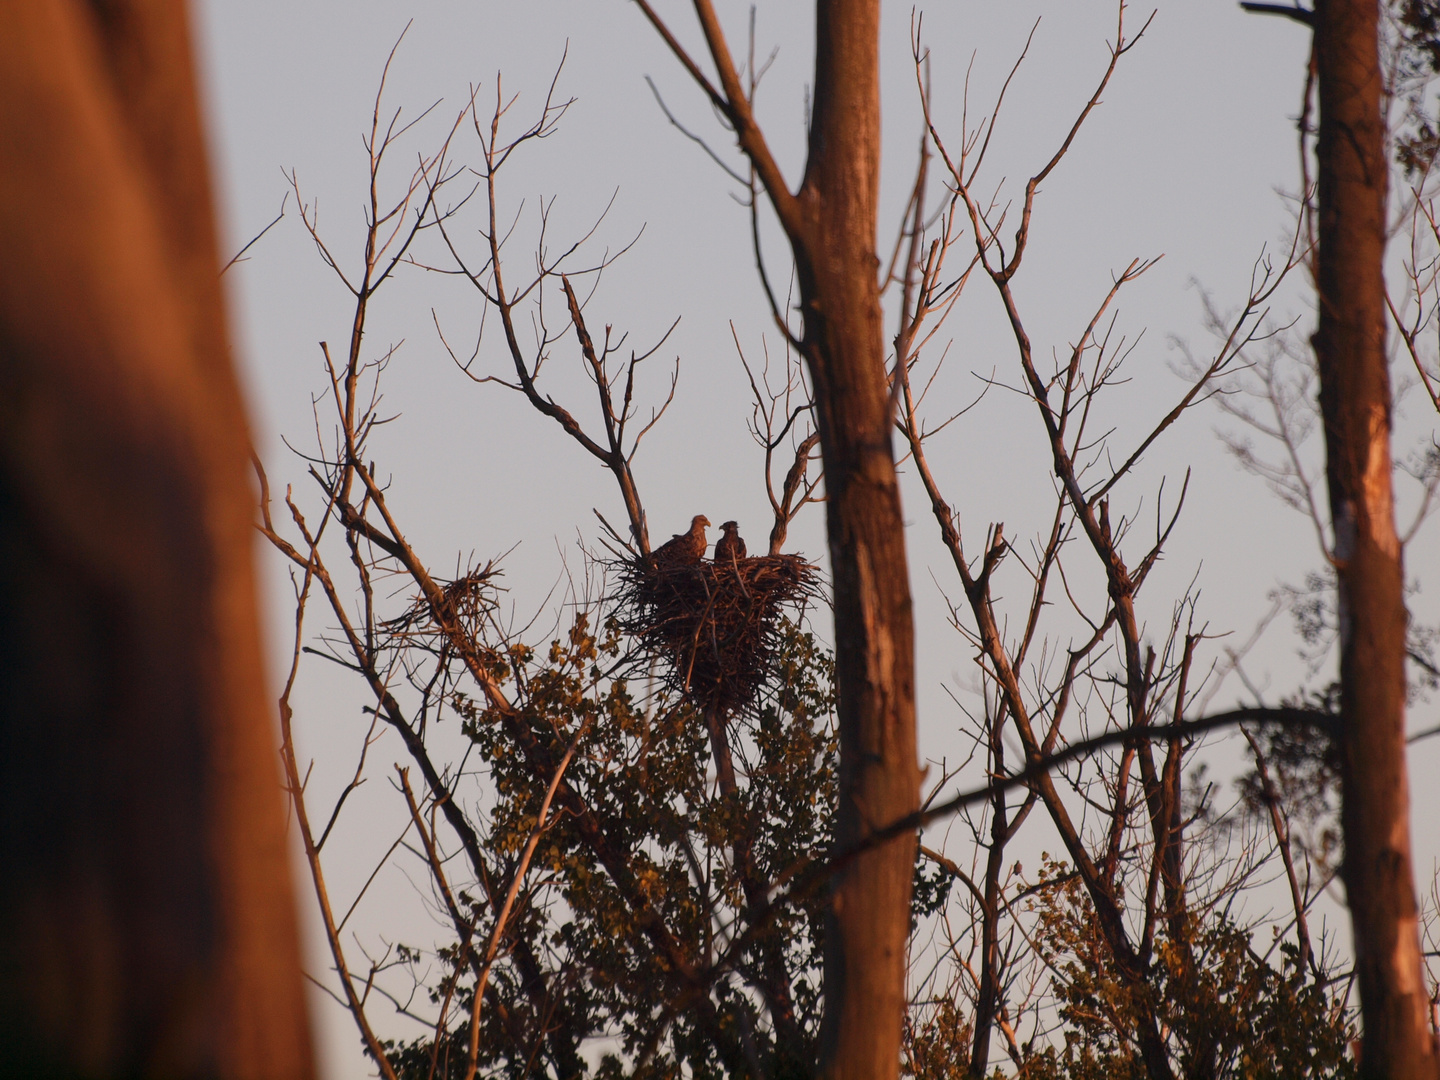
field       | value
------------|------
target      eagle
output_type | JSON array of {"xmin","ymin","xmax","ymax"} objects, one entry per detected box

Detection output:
[
  {"xmin": 714, "ymin": 520, "xmax": 746, "ymax": 565},
  {"xmin": 650, "ymin": 514, "xmax": 710, "ymax": 568}
]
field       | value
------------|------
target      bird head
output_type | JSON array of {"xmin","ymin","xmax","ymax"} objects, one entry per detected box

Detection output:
[
  {"xmin": 692, "ymin": 515, "xmax": 711, "ymax": 532},
  {"xmin": 720, "ymin": 520, "xmax": 739, "ymax": 534}
]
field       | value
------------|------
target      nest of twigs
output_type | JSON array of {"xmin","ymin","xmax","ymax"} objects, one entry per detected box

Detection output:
[
  {"xmin": 614, "ymin": 553, "xmax": 820, "ymax": 715},
  {"xmin": 384, "ymin": 567, "xmax": 499, "ymax": 651}
]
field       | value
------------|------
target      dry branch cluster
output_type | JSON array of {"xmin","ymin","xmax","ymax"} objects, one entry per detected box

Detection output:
[
  {"xmin": 389, "ymin": 569, "xmax": 499, "ymax": 636},
  {"xmin": 613, "ymin": 553, "xmax": 820, "ymax": 715},
  {"xmin": 252, "ymin": 4, "xmax": 1440, "ymax": 1079}
]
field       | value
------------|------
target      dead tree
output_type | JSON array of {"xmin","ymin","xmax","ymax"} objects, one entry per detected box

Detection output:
[
  {"xmin": 891, "ymin": 6, "xmax": 1354, "ymax": 1076},
  {"xmin": 261, "ymin": 54, "xmax": 843, "ymax": 1078}
]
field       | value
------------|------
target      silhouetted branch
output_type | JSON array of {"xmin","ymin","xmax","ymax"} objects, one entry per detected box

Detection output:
[{"xmin": 1239, "ymin": 3, "xmax": 1315, "ymax": 27}]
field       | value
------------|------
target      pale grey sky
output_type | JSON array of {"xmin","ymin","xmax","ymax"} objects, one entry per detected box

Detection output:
[{"xmin": 194, "ymin": 3, "xmax": 1438, "ymax": 1074}]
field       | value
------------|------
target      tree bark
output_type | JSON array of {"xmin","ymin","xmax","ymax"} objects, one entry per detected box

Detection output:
[
  {"xmin": 967, "ymin": 788, "xmax": 1008, "ymax": 1078},
  {"xmin": 633, "ymin": 0, "xmax": 922, "ymax": 1071},
  {"xmin": 0, "ymin": 2, "xmax": 313, "ymax": 1076},
  {"xmin": 1312, "ymin": 2, "xmax": 1436, "ymax": 1076},
  {"xmin": 795, "ymin": 5, "xmax": 921, "ymax": 1079}
]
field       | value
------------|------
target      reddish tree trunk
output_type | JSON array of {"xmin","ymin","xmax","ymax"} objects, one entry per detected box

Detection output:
[
  {"xmin": 0, "ymin": 2, "xmax": 313, "ymax": 1076},
  {"xmin": 796, "ymin": 4, "xmax": 921, "ymax": 1078},
  {"xmin": 1313, "ymin": 2, "xmax": 1436, "ymax": 1076}
]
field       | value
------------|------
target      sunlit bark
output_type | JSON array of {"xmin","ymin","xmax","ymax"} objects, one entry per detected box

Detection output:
[
  {"xmin": 1313, "ymin": 2, "xmax": 1436, "ymax": 1076},
  {"xmin": 0, "ymin": 2, "xmax": 312, "ymax": 1076}
]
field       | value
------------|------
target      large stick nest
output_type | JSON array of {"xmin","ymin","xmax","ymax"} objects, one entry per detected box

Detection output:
[{"xmin": 613, "ymin": 553, "xmax": 820, "ymax": 715}]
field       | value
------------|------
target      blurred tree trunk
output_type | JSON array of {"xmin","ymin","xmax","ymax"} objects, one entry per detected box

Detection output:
[
  {"xmin": 0, "ymin": 2, "xmax": 313, "ymax": 1077},
  {"xmin": 1313, "ymin": 2, "xmax": 1437, "ymax": 1076},
  {"xmin": 796, "ymin": 5, "xmax": 920, "ymax": 1079}
]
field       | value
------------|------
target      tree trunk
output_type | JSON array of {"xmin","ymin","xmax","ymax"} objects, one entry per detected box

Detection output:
[
  {"xmin": 797, "ymin": 4, "xmax": 921, "ymax": 1078},
  {"xmin": 967, "ymin": 791, "xmax": 1007, "ymax": 1078},
  {"xmin": 1313, "ymin": 2, "xmax": 1436, "ymax": 1076},
  {"xmin": 0, "ymin": 2, "xmax": 313, "ymax": 1076},
  {"xmin": 638, "ymin": 0, "xmax": 920, "ymax": 1072}
]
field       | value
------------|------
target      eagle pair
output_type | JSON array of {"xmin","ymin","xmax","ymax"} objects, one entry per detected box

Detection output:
[{"xmin": 651, "ymin": 515, "xmax": 746, "ymax": 567}]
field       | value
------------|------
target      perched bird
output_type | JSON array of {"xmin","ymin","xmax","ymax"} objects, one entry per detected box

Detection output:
[
  {"xmin": 714, "ymin": 520, "xmax": 747, "ymax": 565},
  {"xmin": 650, "ymin": 514, "xmax": 710, "ymax": 568}
]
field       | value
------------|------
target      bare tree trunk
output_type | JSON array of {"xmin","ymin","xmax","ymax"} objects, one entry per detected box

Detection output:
[
  {"xmin": 579, "ymin": 0, "xmax": 923, "ymax": 1070},
  {"xmin": 797, "ymin": 6, "xmax": 921, "ymax": 1079},
  {"xmin": 640, "ymin": 0, "xmax": 921, "ymax": 1071},
  {"xmin": 1313, "ymin": 2, "xmax": 1436, "ymax": 1076},
  {"xmin": 967, "ymin": 783, "xmax": 1009, "ymax": 1078},
  {"xmin": 0, "ymin": 2, "xmax": 313, "ymax": 1077}
]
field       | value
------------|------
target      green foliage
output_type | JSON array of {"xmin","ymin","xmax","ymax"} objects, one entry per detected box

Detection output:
[
  {"xmin": 910, "ymin": 855, "xmax": 953, "ymax": 933},
  {"xmin": 1019, "ymin": 864, "xmax": 1356, "ymax": 1080},
  {"xmin": 388, "ymin": 617, "xmax": 838, "ymax": 1079},
  {"xmin": 1396, "ymin": 0, "xmax": 1440, "ymax": 177},
  {"xmin": 903, "ymin": 996, "xmax": 974, "ymax": 1080},
  {"xmin": 374, "ymin": 613, "xmax": 1362, "ymax": 1080}
]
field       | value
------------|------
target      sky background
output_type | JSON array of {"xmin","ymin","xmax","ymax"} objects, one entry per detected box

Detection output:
[{"xmin": 191, "ymin": 2, "xmax": 1439, "ymax": 1075}]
